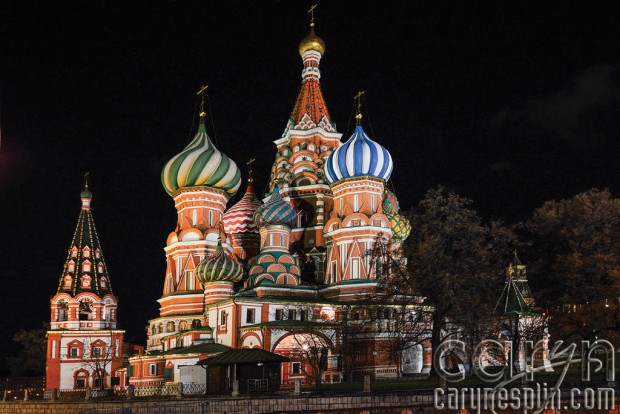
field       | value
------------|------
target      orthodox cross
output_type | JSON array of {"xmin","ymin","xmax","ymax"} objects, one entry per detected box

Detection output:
[
  {"xmin": 83, "ymin": 171, "xmax": 90, "ymax": 190},
  {"xmin": 247, "ymin": 158, "xmax": 256, "ymax": 183},
  {"xmin": 197, "ymin": 85, "xmax": 209, "ymax": 118},
  {"xmin": 308, "ymin": 4, "xmax": 317, "ymax": 27},
  {"xmin": 354, "ymin": 90, "xmax": 365, "ymax": 125}
]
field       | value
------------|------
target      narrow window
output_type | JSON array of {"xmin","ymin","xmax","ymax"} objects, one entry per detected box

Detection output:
[
  {"xmin": 300, "ymin": 310, "xmax": 308, "ymax": 321},
  {"xmin": 246, "ymin": 308, "xmax": 255, "ymax": 324},
  {"xmin": 354, "ymin": 195, "xmax": 359, "ymax": 212},
  {"xmin": 275, "ymin": 309, "xmax": 283, "ymax": 321},
  {"xmin": 186, "ymin": 271, "xmax": 194, "ymax": 290},
  {"xmin": 220, "ymin": 310, "xmax": 227, "ymax": 326},
  {"xmin": 192, "ymin": 209, "xmax": 197, "ymax": 226},
  {"xmin": 288, "ymin": 309, "xmax": 296, "ymax": 320},
  {"xmin": 351, "ymin": 259, "xmax": 359, "ymax": 279},
  {"xmin": 149, "ymin": 364, "xmax": 158, "ymax": 376},
  {"xmin": 292, "ymin": 362, "xmax": 301, "ymax": 374}
]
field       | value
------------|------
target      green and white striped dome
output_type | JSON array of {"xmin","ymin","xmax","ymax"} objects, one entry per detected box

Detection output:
[{"xmin": 162, "ymin": 120, "xmax": 242, "ymax": 196}]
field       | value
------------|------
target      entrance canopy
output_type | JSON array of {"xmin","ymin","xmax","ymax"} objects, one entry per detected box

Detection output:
[{"xmin": 196, "ymin": 348, "xmax": 289, "ymax": 366}]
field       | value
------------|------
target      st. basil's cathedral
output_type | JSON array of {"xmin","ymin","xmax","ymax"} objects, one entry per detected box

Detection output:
[{"xmin": 46, "ymin": 17, "xmax": 446, "ymax": 390}]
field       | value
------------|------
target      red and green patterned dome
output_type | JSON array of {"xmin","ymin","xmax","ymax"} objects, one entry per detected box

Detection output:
[{"xmin": 382, "ymin": 190, "xmax": 400, "ymax": 214}]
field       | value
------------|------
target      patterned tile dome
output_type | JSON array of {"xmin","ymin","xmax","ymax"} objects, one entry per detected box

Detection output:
[
  {"xmin": 386, "ymin": 211, "xmax": 411, "ymax": 240},
  {"xmin": 223, "ymin": 184, "xmax": 262, "ymax": 234},
  {"xmin": 254, "ymin": 188, "xmax": 297, "ymax": 228},
  {"xmin": 382, "ymin": 190, "xmax": 400, "ymax": 214},
  {"xmin": 325, "ymin": 125, "xmax": 393, "ymax": 184}
]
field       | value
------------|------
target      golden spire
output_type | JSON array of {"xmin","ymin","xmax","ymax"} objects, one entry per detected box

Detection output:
[
  {"xmin": 354, "ymin": 91, "xmax": 365, "ymax": 126},
  {"xmin": 247, "ymin": 158, "xmax": 256, "ymax": 184},
  {"xmin": 299, "ymin": 4, "xmax": 325, "ymax": 56},
  {"xmin": 83, "ymin": 172, "xmax": 90, "ymax": 191},
  {"xmin": 197, "ymin": 85, "xmax": 209, "ymax": 118}
]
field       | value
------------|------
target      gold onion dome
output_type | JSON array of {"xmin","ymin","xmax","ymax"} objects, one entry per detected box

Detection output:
[
  {"xmin": 299, "ymin": 26, "xmax": 325, "ymax": 56},
  {"xmin": 196, "ymin": 242, "xmax": 244, "ymax": 284}
]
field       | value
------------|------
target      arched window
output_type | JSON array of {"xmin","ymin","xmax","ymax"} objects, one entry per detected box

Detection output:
[
  {"xmin": 64, "ymin": 275, "xmax": 72, "ymax": 288},
  {"xmin": 179, "ymin": 320, "xmax": 189, "ymax": 331},
  {"xmin": 81, "ymin": 275, "xmax": 92, "ymax": 288},
  {"xmin": 58, "ymin": 300, "xmax": 68, "ymax": 321},
  {"xmin": 166, "ymin": 321, "xmax": 175, "ymax": 333},
  {"xmin": 192, "ymin": 319, "xmax": 202, "ymax": 329},
  {"xmin": 71, "ymin": 247, "xmax": 78, "ymax": 258},
  {"xmin": 74, "ymin": 369, "xmax": 88, "ymax": 388},
  {"xmin": 83, "ymin": 246, "xmax": 91, "ymax": 258},
  {"xmin": 68, "ymin": 261, "xmax": 75, "ymax": 272},
  {"xmin": 83, "ymin": 261, "xmax": 91, "ymax": 272},
  {"xmin": 100, "ymin": 276, "xmax": 107, "ymax": 289},
  {"xmin": 95, "ymin": 249, "xmax": 101, "ymax": 259},
  {"xmin": 98, "ymin": 263, "xmax": 104, "ymax": 273},
  {"xmin": 78, "ymin": 299, "xmax": 93, "ymax": 321}
]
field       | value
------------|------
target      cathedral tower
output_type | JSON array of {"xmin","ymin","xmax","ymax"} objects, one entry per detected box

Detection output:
[
  {"xmin": 148, "ymin": 94, "xmax": 242, "ymax": 351},
  {"xmin": 46, "ymin": 176, "xmax": 124, "ymax": 390},
  {"xmin": 322, "ymin": 96, "xmax": 396, "ymax": 297},
  {"xmin": 268, "ymin": 17, "xmax": 342, "ymax": 284}
]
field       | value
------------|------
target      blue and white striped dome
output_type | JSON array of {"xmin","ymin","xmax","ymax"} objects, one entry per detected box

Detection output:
[{"xmin": 325, "ymin": 125, "xmax": 393, "ymax": 184}]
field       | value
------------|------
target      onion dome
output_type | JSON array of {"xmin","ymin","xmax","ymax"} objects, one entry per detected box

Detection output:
[
  {"xmin": 386, "ymin": 211, "xmax": 411, "ymax": 240},
  {"xmin": 161, "ymin": 119, "xmax": 242, "ymax": 197},
  {"xmin": 254, "ymin": 188, "xmax": 297, "ymax": 228},
  {"xmin": 223, "ymin": 183, "xmax": 263, "ymax": 234},
  {"xmin": 382, "ymin": 190, "xmax": 400, "ymax": 214},
  {"xmin": 299, "ymin": 26, "xmax": 325, "ymax": 56},
  {"xmin": 325, "ymin": 125, "xmax": 393, "ymax": 184},
  {"xmin": 196, "ymin": 242, "xmax": 243, "ymax": 283}
]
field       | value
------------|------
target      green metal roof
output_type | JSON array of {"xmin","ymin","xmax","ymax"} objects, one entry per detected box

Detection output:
[
  {"xmin": 149, "ymin": 342, "xmax": 230, "ymax": 357},
  {"xmin": 196, "ymin": 348, "xmax": 289, "ymax": 366}
]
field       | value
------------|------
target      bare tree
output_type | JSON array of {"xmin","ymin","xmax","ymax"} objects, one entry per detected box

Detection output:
[
  {"xmin": 80, "ymin": 333, "xmax": 118, "ymax": 390},
  {"xmin": 281, "ymin": 330, "xmax": 335, "ymax": 386}
]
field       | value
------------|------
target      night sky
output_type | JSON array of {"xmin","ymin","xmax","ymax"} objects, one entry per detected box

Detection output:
[{"xmin": 1, "ymin": 1, "xmax": 618, "ymax": 375}]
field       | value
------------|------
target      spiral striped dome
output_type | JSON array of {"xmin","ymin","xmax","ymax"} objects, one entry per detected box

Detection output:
[
  {"xmin": 196, "ymin": 242, "xmax": 244, "ymax": 283},
  {"xmin": 162, "ymin": 120, "xmax": 242, "ymax": 196},
  {"xmin": 223, "ymin": 184, "xmax": 262, "ymax": 234},
  {"xmin": 386, "ymin": 211, "xmax": 411, "ymax": 240},
  {"xmin": 382, "ymin": 190, "xmax": 400, "ymax": 214},
  {"xmin": 254, "ymin": 188, "xmax": 297, "ymax": 228},
  {"xmin": 325, "ymin": 125, "xmax": 393, "ymax": 184}
]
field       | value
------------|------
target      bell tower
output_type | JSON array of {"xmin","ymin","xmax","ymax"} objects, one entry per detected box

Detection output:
[{"xmin": 46, "ymin": 175, "xmax": 125, "ymax": 391}]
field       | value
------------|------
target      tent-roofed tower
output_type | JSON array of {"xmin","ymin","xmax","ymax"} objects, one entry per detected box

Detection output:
[
  {"xmin": 495, "ymin": 251, "xmax": 535, "ymax": 315},
  {"xmin": 268, "ymin": 9, "xmax": 342, "ymax": 284},
  {"xmin": 46, "ymin": 175, "xmax": 125, "ymax": 391}
]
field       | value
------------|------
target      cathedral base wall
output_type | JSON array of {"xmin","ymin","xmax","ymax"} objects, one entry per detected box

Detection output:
[{"xmin": 0, "ymin": 393, "xmax": 436, "ymax": 414}]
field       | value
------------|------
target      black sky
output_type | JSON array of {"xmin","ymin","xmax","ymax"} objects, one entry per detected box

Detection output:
[{"xmin": 1, "ymin": 1, "xmax": 619, "ymax": 375}]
